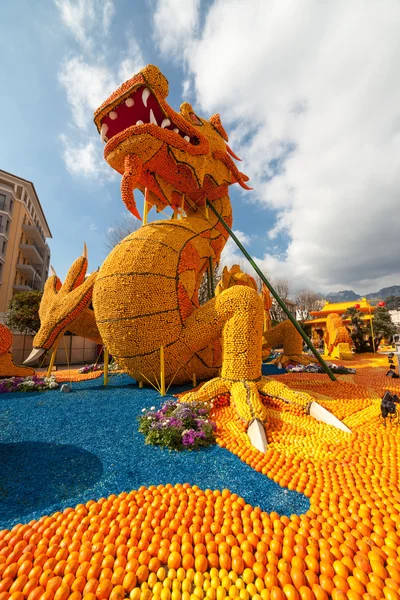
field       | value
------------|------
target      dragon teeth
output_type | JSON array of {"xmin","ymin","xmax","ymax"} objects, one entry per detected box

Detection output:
[
  {"xmin": 161, "ymin": 119, "xmax": 171, "ymax": 128},
  {"xmin": 184, "ymin": 136, "xmax": 190, "ymax": 142},
  {"xmin": 109, "ymin": 111, "xmax": 118, "ymax": 120},
  {"xmin": 149, "ymin": 109, "xmax": 158, "ymax": 126},
  {"xmin": 142, "ymin": 88, "xmax": 151, "ymax": 107},
  {"xmin": 100, "ymin": 123, "xmax": 108, "ymax": 143},
  {"xmin": 125, "ymin": 98, "xmax": 134, "ymax": 107}
]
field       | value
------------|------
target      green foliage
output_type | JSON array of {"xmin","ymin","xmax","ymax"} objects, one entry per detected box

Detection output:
[
  {"xmin": 384, "ymin": 295, "xmax": 400, "ymax": 311},
  {"xmin": 6, "ymin": 291, "xmax": 43, "ymax": 334},
  {"xmin": 345, "ymin": 307, "xmax": 371, "ymax": 353},
  {"xmin": 373, "ymin": 306, "xmax": 397, "ymax": 344}
]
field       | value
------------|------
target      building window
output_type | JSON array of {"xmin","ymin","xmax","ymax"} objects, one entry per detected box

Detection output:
[
  {"xmin": 9, "ymin": 199, "xmax": 13, "ymax": 214},
  {"xmin": 0, "ymin": 194, "xmax": 5, "ymax": 211},
  {"xmin": 5, "ymin": 220, "xmax": 9, "ymax": 233},
  {"xmin": 0, "ymin": 263, "xmax": 3, "ymax": 281},
  {"xmin": 2, "ymin": 241, "xmax": 6, "ymax": 254}
]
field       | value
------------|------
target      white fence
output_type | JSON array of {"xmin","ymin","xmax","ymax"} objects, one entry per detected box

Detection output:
[{"xmin": 12, "ymin": 334, "xmax": 98, "ymax": 367}]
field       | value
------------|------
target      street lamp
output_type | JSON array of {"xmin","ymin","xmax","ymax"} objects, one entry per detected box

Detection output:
[{"xmin": 365, "ymin": 300, "xmax": 385, "ymax": 354}]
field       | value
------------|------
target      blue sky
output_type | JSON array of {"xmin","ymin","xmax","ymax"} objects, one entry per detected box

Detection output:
[{"xmin": 1, "ymin": 0, "xmax": 400, "ymax": 295}]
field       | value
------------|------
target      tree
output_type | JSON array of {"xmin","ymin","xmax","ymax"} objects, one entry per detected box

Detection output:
[
  {"xmin": 269, "ymin": 278, "xmax": 291, "ymax": 323},
  {"xmin": 385, "ymin": 295, "xmax": 400, "ymax": 311},
  {"xmin": 345, "ymin": 306, "xmax": 371, "ymax": 353},
  {"xmin": 372, "ymin": 306, "xmax": 397, "ymax": 347},
  {"xmin": 104, "ymin": 215, "xmax": 139, "ymax": 252},
  {"xmin": 296, "ymin": 289, "xmax": 323, "ymax": 321},
  {"xmin": 6, "ymin": 291, "xmax": 43, "ymax": 334},
  {"xmin": 198, "ymin": 264, "xmax": 221, "ymax": 305}
]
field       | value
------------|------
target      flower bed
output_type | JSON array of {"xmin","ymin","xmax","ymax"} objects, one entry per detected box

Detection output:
[
  {"xmin": 0, "ymin": 374, "xmax": 58, "ymax": 393},
  {"xmin": 78, "ymin": 362, "xmax": 120, "ymax": 374},
  {"xmin": 286, "ymin": 362, "xmax": 356, "ymax": 374},
  {"xmin": 138, "ymin": 399, "xmax": 216, "ymax": 450}
]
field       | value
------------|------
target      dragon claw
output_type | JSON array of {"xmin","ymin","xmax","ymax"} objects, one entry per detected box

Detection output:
[{"xmin": 181, "ymin": 376, "xmax": 268, "ymax": 452}]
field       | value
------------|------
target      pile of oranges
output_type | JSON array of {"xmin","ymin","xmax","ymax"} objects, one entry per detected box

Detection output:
[
  {"xmin": 2, "ymin": 365, "xmax": 400, "ymax": 600},
  {"xmin": 53, "ymin": 371, "xmax": 103, "ymax": 383}
]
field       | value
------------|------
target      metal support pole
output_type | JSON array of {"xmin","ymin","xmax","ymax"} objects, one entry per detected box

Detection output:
[
  {"xmin": 47, "ymin": 342, "xmax": 59, "ymax": 378},
  {"xmin": 206, "ymin": 200, "xmax": 336, "ymax": 381},
  {"xmin": 104, "ymin": 347, "xmax": 109, "ymax": 386},
  {"xmin": 206, "ymin": 267, "xmax": 212, "ymax": 300},
  {"xmin": 160, "ymin": 345, "xmax": 166, "ymax": 395},
  {"xmin": 143, "ymin": 189, "xmax": 149, "ymax": 226},
  {"xmin": 367, "ymin": 301, "xmax": 376, "ymax": 353}
]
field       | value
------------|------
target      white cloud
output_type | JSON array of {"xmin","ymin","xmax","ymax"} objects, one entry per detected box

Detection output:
[
  {"xmin": 54, "ymin": 0, "xmax": 115, "ymax": 49},
  {"xmin": 220, "ymin": 230, "xmax": 260, "ymax": 276},
  {"xmin": 58, "ymin": 48, "xmax": 144, "ymax": 130},
  {"xmin": 153, "ymin": 0, "xmax": 200, "ymax": 57},
  {"xmin": 162, "ymin": 0, "xmax": 400, "ymax": 293},
  {"xmin": 55, "ymin": 1, "xmax": 144, "ymax": 179},
  {"xmin": 59, "ymin": 134, "xmax": 115, "ymax": 180},
  {"xmin": 58, "ymin": 56, "xmax": 117, "ymax": 129}
]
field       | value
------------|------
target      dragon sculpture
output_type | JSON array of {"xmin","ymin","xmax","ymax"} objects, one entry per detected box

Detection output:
[
  {"xmin": 324, "ymin": 313, "xmax": 354, "ymax": 360},
  {"xmin": 26, "ymin": 65, "xmax": 349, "ymax": 449}
]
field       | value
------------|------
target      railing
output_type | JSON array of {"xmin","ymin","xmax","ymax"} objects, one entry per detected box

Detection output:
[
  {"xmin": 29, "ymin": 280, "xmax": 42, "ymax": 291},
  {"xmin": 22, "ymin": 217, "xmax": 46, "ymax": 244},
  {"xmin": 32, "ymin": 264, "xmax": 42, "ymax": 277},
  {"xmin": 17, "ymin": 263, "xmax": 42, "ymax": 278}
]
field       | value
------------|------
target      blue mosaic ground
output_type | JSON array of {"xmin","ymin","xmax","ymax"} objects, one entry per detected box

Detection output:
[{"xmin": 0, "ymin": 373, "xmax": 309, "ymax": 530}]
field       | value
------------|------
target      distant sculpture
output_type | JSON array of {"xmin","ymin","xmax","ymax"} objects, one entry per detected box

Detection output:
[{"xmin": 0, "ymin": 323, "xmax": 34, "ymax": 378}]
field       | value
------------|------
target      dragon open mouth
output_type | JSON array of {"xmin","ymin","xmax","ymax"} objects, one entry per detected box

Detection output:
[{"xmin": 99, "ymin": 86, "xmax": 199, "ymax": 146}]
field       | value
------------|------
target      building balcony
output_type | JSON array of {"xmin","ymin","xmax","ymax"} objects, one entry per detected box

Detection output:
[
  {"xmin": 22, "ymin": 222, "xmax": 46, "ymax": 246},
  {"xmin": 0, "ymin": 201, "xmax": 12, "ymax": 216},
  {"xmin": 16, "ymin": 263, "xmax": 41, "ymax": 280},
  {"xmin": 0, "ymin": 224, "xmax": 9, "ymax": 238},
  {"xmin": 13, "ymin": 279, "xmax": 41, "ymax": 292},
  {"xmin": 20, "ymin": 240, "xmax": 44, "ymax": 264},
  {"xmin": 13, "ymin": 284, "xmax": 33, "ymax": 292}
]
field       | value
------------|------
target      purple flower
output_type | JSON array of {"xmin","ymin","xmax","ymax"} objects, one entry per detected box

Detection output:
[{"xmin": 168, "ymin": 418, "xmax": 183, "ymax": 427}]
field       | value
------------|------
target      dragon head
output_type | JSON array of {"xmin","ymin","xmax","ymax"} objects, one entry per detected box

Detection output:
[
  {"xmin": 94, "ymin": 64, "xmax": 250, "ymax": 219},
  {"xmin": 24, "ymin": 246, "xmax": 98, "ymax": 364}
]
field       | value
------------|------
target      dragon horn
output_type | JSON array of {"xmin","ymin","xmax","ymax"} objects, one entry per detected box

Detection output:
[
  {"xmin": 121, "ymin": 155, "xmax": 142, "ymax": 220},
  {"xmin": 238, "ymin": 179, "xmax": 253, "ymax": 191},
  {"xmin": 50, "ymin": 265, "xmax": 57, "ymax": 278},
  {"xmin": 83, "ymin": 242, "xmax": 88, "ymax": 259},
  {"xmin": 226, "ymin": 144, "xmax": 242, "ymax": 161}
]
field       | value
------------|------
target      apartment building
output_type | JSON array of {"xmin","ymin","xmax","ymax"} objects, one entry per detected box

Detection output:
[{"xmin": 0, "ymin": 169, "xmax": 52, "ymax": 323}]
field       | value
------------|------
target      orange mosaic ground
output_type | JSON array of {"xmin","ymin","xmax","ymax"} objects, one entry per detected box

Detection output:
[{"xmin": 1, "ymin": 359, "xmax": 400, "ymax": 600}]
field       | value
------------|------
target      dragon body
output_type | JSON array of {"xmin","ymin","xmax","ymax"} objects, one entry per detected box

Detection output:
[{"xmin": 28, "ymin": 65, "xmax": 349, "ymax": 446}]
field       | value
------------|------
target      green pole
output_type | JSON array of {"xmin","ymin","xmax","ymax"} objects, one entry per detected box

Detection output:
[
  {"xmin": 206, "ymin": 266, "xmax": 212, "ymax": 300},
  {"xmin": 209, "ymin": 257, "xmax": 215, "ymax": 297},
  {"xmin": 207, "ymin": 200, "xmax": 336, "ymax": 381}
]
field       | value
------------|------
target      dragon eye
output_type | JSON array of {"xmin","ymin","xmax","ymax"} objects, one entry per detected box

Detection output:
[{"xmin": 189, "ymin": 113, "xmax": 202, "ymax": 125}]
